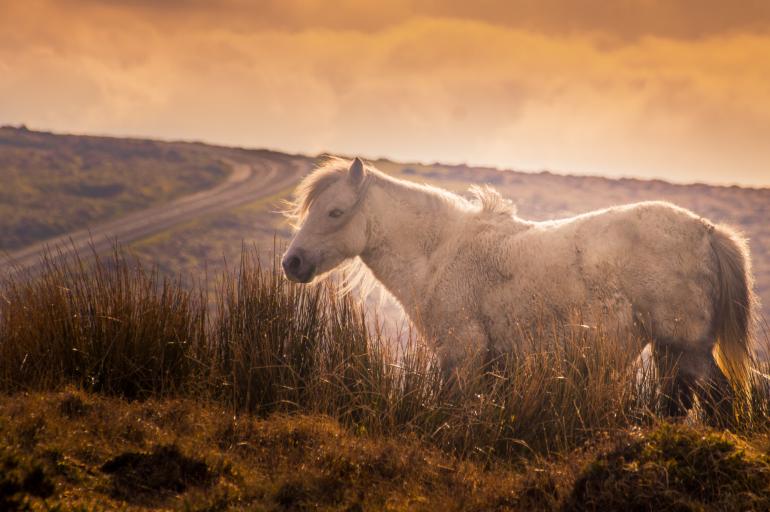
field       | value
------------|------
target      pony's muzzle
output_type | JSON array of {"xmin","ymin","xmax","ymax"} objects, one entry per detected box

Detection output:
[{"xmin": 282, "ymin": 248, "xmax": 315, "ymax": 283}]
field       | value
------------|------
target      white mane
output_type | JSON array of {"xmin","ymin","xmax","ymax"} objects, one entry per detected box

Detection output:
[{"xmin": 469, "ymin": 184, "xmax": 517, "ymax": 216}]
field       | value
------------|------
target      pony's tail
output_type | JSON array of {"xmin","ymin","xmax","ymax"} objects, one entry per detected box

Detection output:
[{"xmin": 709, "ymin": 224, "xmax": 755, "ymax": 398}]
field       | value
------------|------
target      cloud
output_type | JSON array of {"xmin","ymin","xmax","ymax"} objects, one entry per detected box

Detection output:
[
  {"xmin": 57, "ymin": 0, "xmax": 770, "ymax": 38},
  {"xmin": 2, "ymin": 1, "xmax": 770, "ymax": 185}
]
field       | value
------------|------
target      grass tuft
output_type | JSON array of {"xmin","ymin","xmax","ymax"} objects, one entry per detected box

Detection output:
[
  {"xmin": 565, "ymin": 423, "xmax": 770, "ymax": 512},
  {"xmin": 0, "ymin": 247, "xmax": 207, "ymax": 398}
]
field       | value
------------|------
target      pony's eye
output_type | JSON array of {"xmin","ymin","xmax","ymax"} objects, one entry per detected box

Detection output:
[{"xmin": 329, "ymin": 208, "xmax": 344, "ymax": 218}]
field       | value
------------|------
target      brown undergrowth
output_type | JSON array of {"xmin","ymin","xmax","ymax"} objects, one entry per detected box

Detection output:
[
  {"xmin": 0, "ymin": 390, "xmax": 571, "ymax": 511},
  {"xmin": 2, "ymin": 247, "xmax": 770, "ymax": 510},
  {"xmin": 2, "ymin": 390, "xmax": 770, "ymax": 511}
]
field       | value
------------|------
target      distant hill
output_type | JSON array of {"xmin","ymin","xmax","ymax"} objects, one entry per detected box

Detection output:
[
  {"xmin": 0, "ymin": 126, "xmax": 230, "ymax": 251},
  {"xmin": 1, "ymin": 127, "xmax": 768, "ymax": 325},
  {"xmin": 3, "ymin": 127, "xmax": 769, "ymax": 510},
  {"xmin": 374, "ymin": 159, "xmax": 770, "ymax": 327}
]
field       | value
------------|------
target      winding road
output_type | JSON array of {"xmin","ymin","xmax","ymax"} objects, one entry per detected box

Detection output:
[{"xmin": 1, "ymin": 152, "xmax": 305, "ymax": 275}]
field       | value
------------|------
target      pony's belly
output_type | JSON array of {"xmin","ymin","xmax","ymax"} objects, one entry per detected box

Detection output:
[{"xmin": 482, "ymin": 285, "xmax": 638, "ymax": 353}]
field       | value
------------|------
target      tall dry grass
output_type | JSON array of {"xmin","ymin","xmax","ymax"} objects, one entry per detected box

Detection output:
[
  {"xmin": 1, "ymin": 246, "xmax": 767, "ymax": 458},
  {"xmin": 0, "ymin": 248, "xmax": 207, "ymax": 398}
]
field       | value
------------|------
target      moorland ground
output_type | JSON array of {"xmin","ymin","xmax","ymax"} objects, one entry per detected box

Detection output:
[
  {"xmin": 1, "ymin": 250, "xmax": 770, "ymax": 511},
  {"xmin": 2, "ymin": 127, "xmax": 770, "ymax": 510}
]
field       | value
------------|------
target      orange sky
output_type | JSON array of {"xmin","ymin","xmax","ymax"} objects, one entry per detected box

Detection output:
[{"xmin": 2, "ymin": 1, "xmax": 770, "ymax": 186}]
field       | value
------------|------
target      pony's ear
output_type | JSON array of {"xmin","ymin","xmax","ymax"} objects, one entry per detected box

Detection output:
[{"xmin": 348, "ymin": 157, "xmax": 366, "ymax": 186}]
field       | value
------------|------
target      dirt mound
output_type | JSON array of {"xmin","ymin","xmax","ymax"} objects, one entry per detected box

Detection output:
[
  {"xmin": 564, "ymin": 423, "xmax": 770, "ymax": 512},
  {"xmin": 58, "ymin": 392, "xmax": 92, "ymax": 418},
  {"xmin": 101, "ymin": 444, "xmax": 212, "ymax": 501}
]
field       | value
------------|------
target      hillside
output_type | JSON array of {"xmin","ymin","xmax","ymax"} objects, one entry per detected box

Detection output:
[
  {"xmin": 128, "ymin": 156, "xmax": 770, "ymax": 325},
  {"xmin": 0, "ymin": 152, "xmax": 768, "ymax": 509},
  {"xmin": 0, "ymin": 126, "xmax": 231, "ymax": 251},
  {"xmin": 1, "ymin": 128, "xmax": 769, "ymax": 321}
]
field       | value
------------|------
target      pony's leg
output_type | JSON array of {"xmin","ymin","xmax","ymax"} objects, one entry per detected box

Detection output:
[
  {"xmin": 693, "ymin": 353, "xmax": 734, "ymax": 425},
  {"xmin": 652, "ymin": 340, "xmax": 699, "ymax": 417},
  {"xmin": 437, "ymin": 344, "xmax": 462, "ymax": 385},
  {"xmin": 653, "ymin": 340, "xmax": 731, "ymax": 420},
  {"xmin": 436, "ymin": 322, "xmax": 487, "ymax": 387}
]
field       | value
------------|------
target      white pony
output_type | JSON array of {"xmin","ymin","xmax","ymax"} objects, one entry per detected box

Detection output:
[{"xmin": 282, "ymin": 157, "xmax": 756, "ymax": 415}]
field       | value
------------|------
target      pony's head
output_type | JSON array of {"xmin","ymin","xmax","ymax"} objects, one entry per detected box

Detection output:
[{"xmin": 282, "ymin": 157, "xmax": 370, "ymax": 283}]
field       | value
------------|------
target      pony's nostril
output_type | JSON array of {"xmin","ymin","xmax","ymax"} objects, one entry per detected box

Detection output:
[{"xmin": 286, "ymin": 255, "xmax": 301, "ymax": 272}]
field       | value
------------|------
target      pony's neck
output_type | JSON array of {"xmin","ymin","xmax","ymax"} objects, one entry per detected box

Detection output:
[{"xmin": 359, "ymin": 175, "xmax": 465, "ymax": 320}]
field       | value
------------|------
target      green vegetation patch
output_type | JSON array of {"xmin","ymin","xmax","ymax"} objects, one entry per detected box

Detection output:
[{"xmin": 565, "ymin": 423, "xmax": 770, "ymax": 512}]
